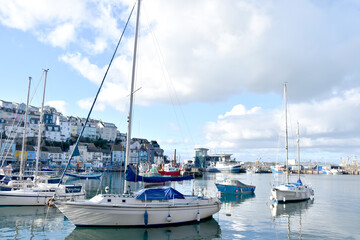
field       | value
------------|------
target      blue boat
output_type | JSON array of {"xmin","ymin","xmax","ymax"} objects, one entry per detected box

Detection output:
[
  {"xmin": 65, "ymin": 169, "xmax": 102, "ymax": 179},
  {"xmin": 215, "ymin": 179, "xmax": 256, "ymax": 194},
  {"xmin": 271, "ymin": 165, "xmax": 285, "ymax": 174}
]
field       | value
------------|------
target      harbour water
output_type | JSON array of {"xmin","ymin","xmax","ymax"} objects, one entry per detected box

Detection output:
[{"xmin": 0, "ymin": 172, "xmax": 359, "ymax": 239}]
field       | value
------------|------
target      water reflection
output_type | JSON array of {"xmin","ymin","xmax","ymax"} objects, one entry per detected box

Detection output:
[
  {"xmin": 270, "ymin": 199, "xmax": 314, "ymax": 218},
  {"xmin": 0, "ymin": 206, "xmax": 65, "ymax": 239},
  {"xmin": 270, "ymin": 199, "xmax": 314, "ymax": 239},
  {"xmin": 66, "ymin": 218, "xmax": 221, "ymax": 240},
  {"xmin": 220, "ymin": 193, "xmax": 255, "ymax": 217},
  {"xmin": 220, "ymin": 193, "xmax": 255, "ymax": 204}
]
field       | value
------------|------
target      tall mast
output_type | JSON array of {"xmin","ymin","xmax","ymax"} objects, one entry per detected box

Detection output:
[
  {"xmin": 284, "ymin": 83, "xmax": 289, "ymax": 184},
  {"xmin": 35, "ymin": 69, "xmax": 48, "ymax": 182},
  {"xmin": 124, "ymin": 0, "xmax": 141, "ymax": 194},
  {"xmin": 174, "ymin": 149, "xmax": 176, "ymax": 166},
  {"xmin": 297, "ymin": 121, "xmax": 300, "ymax": 180},
  {"xmin": 20, "ymin": 77, "xmax": 31, "ymax": 180}
]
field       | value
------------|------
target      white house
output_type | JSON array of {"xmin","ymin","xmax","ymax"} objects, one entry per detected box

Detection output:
[
  {"xmin": 44, "ymin": 124, "xmax": 61, "ymax": 142},
  {"xmin": 129, "ymin": 141, "xmax": 141, "ymax": 164},
  {"xmin": 112, "ymin": 145, "xmax": 125, "ymax": 168},
  {"xmin": 97, "ymin": 122, "xmax": 117, "ymax": 141},
  {"xmin": 5, "ymin": 125, "xmax": 36, "ymax": 139},
  {"xmin": 59, "ymin": 121, "xmax": 71, "ymax": 141},
  {"xmin": 83, "ymin": 122, "xmax": 99, "ymax": 140}
]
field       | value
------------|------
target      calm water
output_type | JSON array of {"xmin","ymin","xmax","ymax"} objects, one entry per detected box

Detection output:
[{"xmin": 0, "ymin": 172, "xmax": 359, "ymax": 239}]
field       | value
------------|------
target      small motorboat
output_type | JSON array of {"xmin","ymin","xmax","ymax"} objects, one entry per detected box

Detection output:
[{"xmin": 215, "ymin": 179, "xmax": 256, "ymax": 194}]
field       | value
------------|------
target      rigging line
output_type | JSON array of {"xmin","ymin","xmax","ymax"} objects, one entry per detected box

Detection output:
[
  {"xmin": 30, "ymin": 71, "xmax": 45, "ymax": 104},
  {"xmin": 0, "ymin": 106, "xmax": 23, "ymax": 166},
  {"xmin": 58, "ymin": 2, "xmax": 136, "ymax": 186},
  {"xmin": 96, "ymin": 138, "xmax": 116, "ymax": 195},
  {"xmin": 143, "ymin": 4, "xmax": 194, "ymax": 145}
]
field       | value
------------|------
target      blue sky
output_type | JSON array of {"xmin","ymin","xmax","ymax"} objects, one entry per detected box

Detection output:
[{"xmin": 1, "ymin": 0, "xmax": 360, "ymax": 164}]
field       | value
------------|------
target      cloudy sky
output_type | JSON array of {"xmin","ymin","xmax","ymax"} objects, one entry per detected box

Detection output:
[{"xmin": 1, "ymin": 0, "xmax": 360, "ymax": 164}]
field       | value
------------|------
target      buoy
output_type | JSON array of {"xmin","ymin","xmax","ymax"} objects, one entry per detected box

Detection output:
[
  {"xmin": 167, "ymin": 214, "xmax": 172, "ymax": 222},
  {"xmin": 105, "ymin": 186, "xmax": 109, "ymax": 193},
  {"xmin": 47, "ymin": 198, "xmax": 55, "ymax": 207},
  {"xmin": 144, "ymin": 210, "xmax": 148, "ymax": 226},
  {"xmin": 196, "ymin": 211, "xmax": 200, "ymax": 222}
]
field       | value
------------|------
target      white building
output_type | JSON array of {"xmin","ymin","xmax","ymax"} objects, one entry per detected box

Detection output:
[
  {"xmin": 59, "ymin": 121, "xmax": 71, "ymax": 141},
  {"xmin": 112, "ymin": 145, "xmax": 125, "ymax": 167},
  {"xmin": 83, "ymin": 122, "xmax": 99, "ymax": 140},
  {"xmin": 5, "ymin": 125, "xmax": 36, "ymax": 139},
  {"xmin": 129, "ymin": 141, "xmax": 141, "ymax": 164},
  {"xmin": 44, "ymin": 124, "xmax": 61, "ymax": 142},
  {"xmin": 97, "ymin": 122, "xmax": 117, "ymax": 141}
]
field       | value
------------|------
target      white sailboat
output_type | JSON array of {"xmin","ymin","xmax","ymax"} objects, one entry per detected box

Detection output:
[
  {"xmin": 0, "ymin": 72, "xmax": 86, "ymax": 206},
  {"xmin": 271, "ymin": 83, "xmax": 314, "ymax": 203},
  {"xmin": 55, "ymin": 0, "xmax": 221, "ymax": 226}
]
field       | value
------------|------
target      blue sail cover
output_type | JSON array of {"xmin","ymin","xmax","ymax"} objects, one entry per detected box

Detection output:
[
  {"xmin": 135, "ymin": 187, "xmax": 185, "ymax": 200},
  {"xmin": 125, "ymin": 165, "xmax": 193, "ymax": 183}
]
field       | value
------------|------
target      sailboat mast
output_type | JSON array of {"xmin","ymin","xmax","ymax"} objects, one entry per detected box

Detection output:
[
  {"xmin": 124, "ymin": 0, "xmax": 141, "ymax": 194},
  {"xmin": 297, "ymin": 121, "xmax": 300, "ymax": 180},
  {"xmin": 20, "ymin": 77, "xmax": 31, "ymax": 180},
  {"xmin": 284, "ymin": 83, "xmax": 289, "ymax": 184},
  {"xmin": 174, "ymin": 149, "xmax": 176, "ymax": 166},
  {"xmin": 35, "ymin": 69, "xmax": 48, "ymax": 182}
]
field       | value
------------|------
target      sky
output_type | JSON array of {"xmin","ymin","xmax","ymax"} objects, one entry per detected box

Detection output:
[{"xmin": 1, "ymin": 0, "xmax": 360, "ymax": 164}]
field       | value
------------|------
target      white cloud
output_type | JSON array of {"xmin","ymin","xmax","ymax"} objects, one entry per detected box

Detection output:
[
  {"xmin": 60, "ymin": 52, "xmax": 105, "ymax": 85},
  {"xmin": 58, "ymin": 0, "xmax": 360, "ymax": 108},
  {"xmin": 203, "ymin": 88, "xmax": 360, "ymax": 161},
  {"xmin": 3, "ymin": 0, "xmax": 360, "ymax": 106},
  {"xmin": 46, "ymin": 100, "xmax": 68, "ymax": 115},
  {"xmin": 40, "ymin": 23, "xmax": 75, "ymax": 48},
  {"xmin": 0, "ymin": 0, "xmax": 125, "ymax": 53},
  {"xmin": 60, "ymin": 52, "xmax": 130, "ymax": 112},
  {"xmin": 2, "ymin": 0, "xmax": 360, "ymax": 163},
  {"xmin": 219, "ymin": 104, "xmax": 262, "ymax": 119}
]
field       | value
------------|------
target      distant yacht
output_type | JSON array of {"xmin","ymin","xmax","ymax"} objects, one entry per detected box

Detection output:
[
  {"xmin": 270, "ymin": 84, "xmax": 314, "ymax": 203},
  {"xmin": 206, "ymin": 161, "xmax": 242, "ymax": 173}
]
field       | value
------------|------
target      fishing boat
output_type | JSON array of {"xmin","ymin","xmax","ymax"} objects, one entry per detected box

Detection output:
[
  {"xmin": 126, "ymin": 165, "xmax": 193, "ymax": 183},
  {"xmin": 270, "ymin": 84, "xmax": 314, "ymax": 203},
  {"xmin": 215, "ymin": 179, "xmax": 255, "ymax": 194},
  {"xmin": 158, "ymin": 163, "xmax": 181, "ymax": 176},
  {"xmin": 0, "ymin": 72, "xmax": 86, "ymax": 205},
  {"xmin": 55, "ymin": 0, "xmax": 221, "ymax": 226}
]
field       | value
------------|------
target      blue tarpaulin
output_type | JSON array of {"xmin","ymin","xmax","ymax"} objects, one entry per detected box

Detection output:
[{"xmin": 135, "ymin": 187, "xmax": 185, "ymax": 200}]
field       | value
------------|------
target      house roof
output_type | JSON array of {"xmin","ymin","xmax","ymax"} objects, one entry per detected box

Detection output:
[
  {"xmin": 112, "ymin": 145, "xmax": 125, "ymax": 151},
  {"xmin": 142, "ymin": 142, "xmax": 154, "ymax": 151},
  {"xmin": 41, "ymin": 146, "xmax": 63, "ymax": 153},
  {"xmin": 16, "ymin": 145, "xmax": 36, "ymax": 151}
]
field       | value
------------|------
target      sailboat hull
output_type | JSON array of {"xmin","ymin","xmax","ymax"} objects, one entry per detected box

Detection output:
[
  {"xmin": 0, "ymin": 191, "xmax": 85, "ymax": 206},
  {"xmin": 0, "ymin": 184, "xmax": 86, "ymax": 206},
  {"xmin": 56, "ymin": 196, "xmax": 221, "ymax": 227},
  {"xmin": 271, "ymin": 184, "xmax": 314, "ymax": 203}
]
